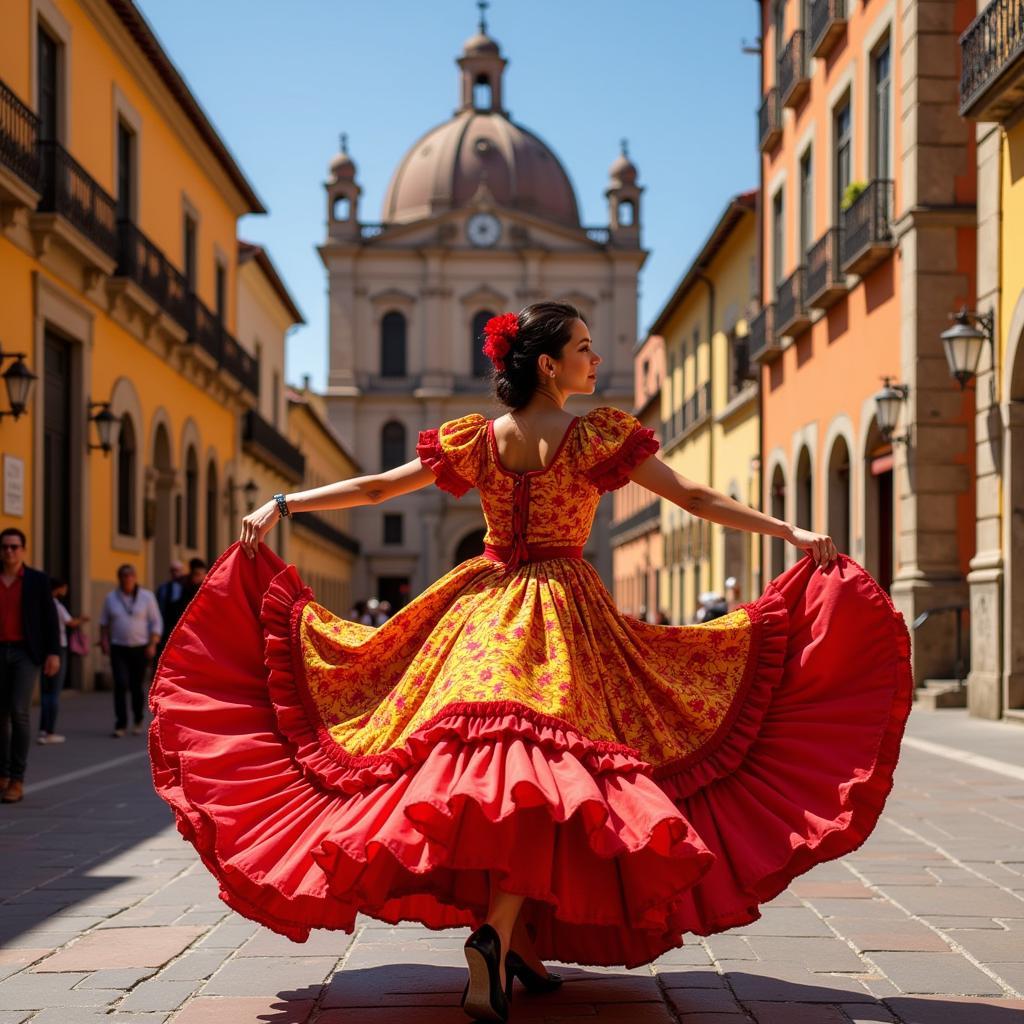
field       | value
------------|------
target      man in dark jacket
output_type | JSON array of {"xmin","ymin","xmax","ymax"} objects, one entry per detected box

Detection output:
[{"xmin": 0, "ymin": 527, "xmax": 60, "ymax": 804}]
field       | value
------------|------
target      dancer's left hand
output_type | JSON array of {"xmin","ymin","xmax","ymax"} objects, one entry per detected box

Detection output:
[
  {"xmin": 786, "ymin": 526, "xmax": 839, "ymax": 569},
  {"xmin": 239, "ymin": 500, "xmax": 280, "ymax": 559}
]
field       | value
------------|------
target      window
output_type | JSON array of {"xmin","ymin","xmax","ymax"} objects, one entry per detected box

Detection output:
[
  {"xmin": 773, "ymin": 1, "xmax": 786, "ymax": 74},
  {"xmin": 772, "ymin": 187, "xmax": 785, "ymax": 291},
  {"xmin": 215, "ymin": 260, "xmax": 227, "ymax": 323},
  {"xmin": 116, "ymin": 120, "xmax": 135, "ymax": 222},
  {"xmin": 380, "ymin": 421, "xmax": 405, "ymax": 471},
  {"xmin": 473, "ymin": 75, "xmax": 492, "ymax": 110},
  {"xmin": 472, "ymin": 310, "xmax": 495, "ymax": 377},
  {"xmin": 37, "ymin": 26, "xmax": 59, "ymax": 141},
  {"xmin": 205, "ymin": 460, "xmax": 218, "ymax": 565},
  {"xmin": 380, "ymin": 311, "xmax": 407, "ymax": 377},
  {"xmin": 185, "ymin": 446, "xmax": 198, "ymax": 549},
  {"xmin": 833, "ymin": 98, "xmax": 852, "ymax": 222},
  {"xmin": 799, "ymin": 148, "xmax": 813, "ymax": 261},
  {"xmin": 272, "ymin": 370, "xmax": 281, "ymax": 427},
  {"xmin": 383, "ymin": 513, "xmax": 403, "ymax": 545},
  {"xmin": 872, "ymin": 38, "xmax": 892, "ymax": 180},
  {"xmin": 618, "ymin": 199, "xmax": 635, "ymax": 227},
  {"xmin": 116, "ymin": 414, "xmax": 136, "ymax": 536},
  {"xmin": 183, "ymin": 213, "xmax": 198, "ymax": 292}
]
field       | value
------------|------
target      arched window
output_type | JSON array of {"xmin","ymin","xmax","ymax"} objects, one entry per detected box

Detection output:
[
  {"xmin": 205, "ymin": 459, "xmax": 218, "ymax": 564},
  {"xmin": 332, "ymin": 195, "xmax": 350, "ymax": 221},
  {"xmin": 380, "ymin": 421, "xmax": 406, "ymax": 471},
  {"xmin": 472, "ymin": 309, "xmax": 495, "ymax": 377},
  {"xmin": 618, "ymin": 199, "xmax": 635, "ymax": 227},
  {"xmin": 770, "ymin": 465, "xmax": 787, "ymax": 577},
  {"xmin": 473, "ymin": 75, "xmax": 492, "ymax": 110},
  {"xmin": 116, "ymin": 413, "xmax": 136, "ymax": 536},
  {"xmin": 827, "ymin": 437, "xmax": 851, "ymax": 555},
  {"xmin": 796, "ymin": 446, "xmax": 813, "ymax": 531},
  {"xmin": 185, "ymin": 446, "xmax": 199, "ymax": 549},
  {"xmin": 381, "ymin": 311, "xmax": 407, "ymax": 377}
]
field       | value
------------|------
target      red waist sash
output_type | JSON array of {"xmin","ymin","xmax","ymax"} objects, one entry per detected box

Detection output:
[{"xmin": 483, "ymin": 542, "xmax": 584, "ymax": 572}]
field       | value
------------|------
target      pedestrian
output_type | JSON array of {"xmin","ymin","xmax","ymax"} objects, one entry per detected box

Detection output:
[
  {"xmin": 377, "ymin": 599, "xmax": 392, "ymax": 622},
  {"xmin": 37, "ymin": 577, "xmax": 89, "ymax": 745},
  {"xmin": 347, "ymin": 599, "xmax": 367, "ymax": 623},
  {"xmin": 155, "ymin": 560, "xmax": 185, "ymax": 658},
  {"xmin": 655, "ymin": 608, "xmax": 670, "ymax": 625},
  {"xmin": 165, "ymin": 559, "xmax": 207, "ymax": 637},
  {"xmin": 99, "ymin": 564, "xmax": 162, "ymax": 738},
  {"xmin": 362, "ymin": 597, "xmax": 380, "ymax": 626},
  {"xmin": 151, "ymin": 302, "xmax": 912, "ymax": 1022},
  {"xmin": 0, "ymin": 527, "xmax": 60, "ymax": 804}
]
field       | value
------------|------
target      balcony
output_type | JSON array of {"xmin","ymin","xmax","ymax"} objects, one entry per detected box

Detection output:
[
  {"xmin": 758, "ymin": 88, "xmax": 782, "ymax": 151},
  {"xmin": 35, "ymin": 139, "xmax": 118, "ymax": 270},
  {"xmin": 775, "ymin": 266, "xmax": 811, "ymax": 336},
  {"xmin": 186, "ymin": 294, "xmax": 260, "ymax": 399},
  {"xmin": 749, "ymin": 303, "xmax": 781, "ymax": 363},
  {"xmin": 777, "ymin": 30, "xmax": 810, "ymax": 109},
  {"xmin": 114, "ymin": 219, "xmax": 190, "ymax": 328},
  {"xmin": 840, "ymin": 179, "xmax": 894, "ymax": 276},
  {"xmin": 960, "ymin": 0, "xmax": 1024, "ymax": 120},
  {"xmin": 242, "ymin": 408, "xmax": 305, "ymax": 483},
  {"xmin": 0, "ymin": 78, "xmax": 40, "ymax": 208},
  {"xmin": 805, "ymin": 227, "xmax": 847, "ymax": 308},
  {"xmin": 810, "ymin": 0, "xmax": 847, "ymax": 59}
]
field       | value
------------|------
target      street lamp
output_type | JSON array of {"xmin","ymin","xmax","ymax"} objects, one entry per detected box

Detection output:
[
  {"xmin": 873, "ymin": 376, "xmax": 910, "ymax": 445},
  {"xmin": 87, "ymin": 400, "xmax": 120, "ymax": 455},
  {"xmin": 0, "ymin": 351, "xmax": 37, "ymax": 421},
  {"xmin": 226, "ymin": 478, "xmax": 260, "ymax": 513},
  {"xmin": 940, "ymin": 307, "xmax": 993, "ymax": 390}
]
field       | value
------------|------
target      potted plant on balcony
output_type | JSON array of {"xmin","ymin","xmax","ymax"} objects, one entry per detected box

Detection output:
[{"xmin": 840, "ymin": 181, "xmax": 867, "ymax": 212}]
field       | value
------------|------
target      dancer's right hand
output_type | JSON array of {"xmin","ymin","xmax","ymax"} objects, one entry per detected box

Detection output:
[
  {"xmin": 786, "ymin": 526, "xmax": 839, "ymax": 569},
  {"xmin": 239, "ymin": 500, "xmax": 280, "ymax": 559}
]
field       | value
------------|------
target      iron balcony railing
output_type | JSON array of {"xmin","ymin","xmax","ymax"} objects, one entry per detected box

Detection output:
[
  {"xmin": 960, "ymin": 0, "xmax": 1024, "ymax": 118},
  {"xmin": 116, "ymin": 219, "xmax": 190, "ymax": 327},
  {"xmin": 749, "ymin": 303, "xmax": 778, "ymax": 362},
  {"xmin": 810, "ymin": 0, "xmax": 847, "ymax": 59},
  {"xmin": 242, "ymin": 408, "xmax": 305, "ymax": 483},
  {"xmin": 777, "ymin": 30, "xmax": 810, "ymax": 107},
  {"xmin": 840, "ymin": 179, "xmax": 894, "ymax": 274},
  {"xmin": 0, "ymin": 78, "xmax": 40, "ymax": 192},
  {"xmin": 37, "ymin": 139, "xmax": 118, "ymax": 260},
  {"xmin": 185, "ymin": 294, "xmax": 260, "ymax": 398},
  {"xmin": 758, "ymin": 88, "xmax": 782, "ymax": 151},
  {"xmin": 805, "ymin": 227, "xmax": 847, "ymax": 308},
  {"xmin": 775, "ymin": 266, "xmax": 810, "ymax": 335}
]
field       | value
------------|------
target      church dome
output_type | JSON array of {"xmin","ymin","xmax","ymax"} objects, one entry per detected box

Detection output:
[
  {"xmin": 381, "ymin": 111, "xmax": 581, "ymax": 228},
  {"xmin": 462, "ymin": 31, "xmax": 500, "ymax": 56}
]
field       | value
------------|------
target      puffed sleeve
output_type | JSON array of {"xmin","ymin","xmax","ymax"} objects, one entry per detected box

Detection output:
[
  {"xmin": 416, "ymin": 413, "xmax": 487, "ymax": 497},
  {"xmin": 579, "ymin": 406, "xmax": 660, "ymax": 494}
]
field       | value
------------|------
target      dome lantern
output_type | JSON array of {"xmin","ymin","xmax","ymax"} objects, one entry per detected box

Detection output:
[
  {"xmin": 606, "ymin": 138, "xmax": 642, "ymax": 244},
  {"xmin": 457, "ymin": 1, "xmax": 507, "ymax": 115},
  {"xmin": 326, "ymin": 132, "xmax": 362, "ymax": 241}
]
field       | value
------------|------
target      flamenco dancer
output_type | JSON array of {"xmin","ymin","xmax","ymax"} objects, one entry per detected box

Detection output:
[{"xmin": 149, "ymin": 301, "xmax": 913, "ymax": 1022}]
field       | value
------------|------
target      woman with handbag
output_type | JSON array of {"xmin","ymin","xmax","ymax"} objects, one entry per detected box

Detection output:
[{"xmin": 38, "ymin": 578, "xmax": 90, "ymax": 745}]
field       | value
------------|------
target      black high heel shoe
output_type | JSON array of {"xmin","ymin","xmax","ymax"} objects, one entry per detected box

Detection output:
[
  {"xmin": 462, "ymin": 923, "xmax": 511, "ymax": 1022},
  {"xmin": 505, "ymin": 949, "xmax": 563, "ymax": 993}
]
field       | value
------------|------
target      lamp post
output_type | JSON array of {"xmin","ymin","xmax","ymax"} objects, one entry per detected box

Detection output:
[
  {"xmin": 87, "ymin": 400, "xmax": 120, "ymax": 455},
  {"xmin": 226, "ymin": 478, "xmax": 260, "ymax": 514},
  {"xmin": 873, "ymin": 376, "xmax": 910, "ymax": 446},
  {"xmin": 0, "ymin": 351, "xmax": 38, "ymax": 421},
  {"xmin": 940, "ymin": 307, "xmax": 994, "ymax": 390}
]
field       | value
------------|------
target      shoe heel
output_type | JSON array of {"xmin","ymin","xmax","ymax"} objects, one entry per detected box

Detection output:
[{"xmin": 462, "ymin": 924, "xmax": 509, "ymax": 1022}]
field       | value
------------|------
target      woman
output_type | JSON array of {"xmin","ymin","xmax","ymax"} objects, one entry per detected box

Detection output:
[
  {"xmin": 38, "ymin": 578, "xmax": 89, "ymax": 745},
  {"xmin": 149, "ymin": 302, "xmax": 912, "ymax": 1023}
]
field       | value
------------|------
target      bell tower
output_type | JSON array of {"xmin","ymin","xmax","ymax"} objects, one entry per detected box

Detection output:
[
  {"xmin": 606, "ymin": 139, "xmax": 642, "ymax": 247},
  {"xmin": 456, "ymin": 1, "xmax": 508, "ymax": 115},
  {"xmin": 326, "ymin": 133, "xmax": 361, "ymax": 242}
]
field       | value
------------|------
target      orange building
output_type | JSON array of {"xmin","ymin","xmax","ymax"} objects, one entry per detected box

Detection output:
[{"xmin": 754, "ymin": 0, "xmax": 978, "ymax": 693}]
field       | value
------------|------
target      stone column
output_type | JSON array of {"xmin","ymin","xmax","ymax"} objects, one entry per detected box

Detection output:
[
  {"xmin": 966, "ymin": 117, "xmax": 1004, "ymax": 719},
  {"xmin": 323, "ymin": 249, "xmax": 360, "ymax": 393}
]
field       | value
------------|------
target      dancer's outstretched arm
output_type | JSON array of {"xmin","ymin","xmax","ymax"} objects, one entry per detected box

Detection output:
[
  {"xmin": 627, "ymin": 454, "xmax": 839, "ymax": 570},
  {"xmin": 237, "ymin": 456, "xmax": 436, "ymax": 558}
]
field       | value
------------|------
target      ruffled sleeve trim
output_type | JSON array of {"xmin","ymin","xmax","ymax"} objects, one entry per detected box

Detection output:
[
  {"xmin": 585, "ymin": 425, "xmax": 660, "ymax": 494},
  {"xmin": 416, "ymin": 428, "xmax": 473, "ymax": 497}
]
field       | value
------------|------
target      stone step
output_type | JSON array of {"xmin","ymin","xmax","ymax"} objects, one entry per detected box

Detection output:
[{"xmin": 915, "ymin": 678, "xmax": 968, "ymax": 709}]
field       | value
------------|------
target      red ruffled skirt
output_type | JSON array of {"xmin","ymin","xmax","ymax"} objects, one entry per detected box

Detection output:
[{"xmin": 148, "ymin": 543, "xmax": 913, "ymax": 968}]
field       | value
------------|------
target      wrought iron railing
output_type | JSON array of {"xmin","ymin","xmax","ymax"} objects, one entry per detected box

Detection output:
[
  {"xmin": 749, "ymin": 303, "xmax": 776, "ymax": 360},
  {"xmin": 960, "ymin": 0, "xmax": 1024, "ymax": 114},
  {"xmin": 810, "ymin": 0, "xmax": 847, "ymax": 57},
  {"xmin": 805, "ymin": 227, "xmax": 845, "ymax": 304},
  {"xmin": 758, "ymin": 88, "xmax": 781, "ymax": 149},
  {"xmin": 185, "ymin": 294, "xmax": 259, "ymax": 398},
  {"xmin": 242, "ymin": 408, "xmax": 305, "ymax": 481},
  {"xmin": 777, "ymin": 30, "xmax": 808, "ymax": 104},
  {"xmin": 840, "ymin": 179, "xmax": 894, "ymax": 269},
  {"xmin": 37, "ymin": 140, "xmax": 118, "ymax": 259},
  {"xmin": 586, "ymin": 227, "xmax": 611, "ymax": 244},
  {"xmin": 116, "ymin": 220, "xmax": 190, "ymax": 327},
  {"xmin": 0, "ymin": 78, "xmax": 40, "ymax": 192},
  {"xmin": 776, "ymin": 266, "xmax": 807, "ymax": 332}
]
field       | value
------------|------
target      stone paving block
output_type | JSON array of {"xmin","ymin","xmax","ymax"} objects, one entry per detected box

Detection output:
[
  {"xmin": 316, "ymin": 1010, "xmax": 487, "ymax": 1024},
  {"xmin": 168, "ymin": 996, "xmax": 316, "ymax": 1023},
  {"xmin": 194, "ymin": 921, "xmax": 259, "ymax": 948},
  {"xmin": 322, "ymin": 964, "xmax": 465, "ymax": 1006},
  {"xmin": 664, "ymin": 986, "xmax": 745, "ymax": 1015},
  {"xmin": 879, "ymin": 886, "xmax": 1024, "ymax": 918},
  {"xmin": 717, "ymin": 961, "xmax": 876, "ymax": 1002},
  {"xmin": 922, "ymin": 916, "xmax": 1008, "ymax": 930},
  {"xmin": 865, "ymin": 951, "xmax": 1005, "ymax": 996},
  {"xmin": 802, "ymin": 898, "xmax": 912, "ymax": 921},
  {"xmin": 238, "ymin": 927, "xmax": 354, "ymax": 958},
  {"xmin": 828, "ymin": 918, "xmax": 951, "ymax": 953},
  {"xmin": 0, "ymin": 970, "xmax": 116, "ymax": 1009},
  {"xmin": 0, "ymin": 1012, "xmax": 32, "ymax": 1024},
  {"xmin": 116, "ymin": 979, "xmax": 199, "ymax": 1012},
  {"xmin": 653, "ymin": 968, "xmax": 729, "ymax": 989},
  {"xmin": 838, "ymin": 1004, "xmax": 899, "ymax": 1023},
  {"xmin": 541, "ymin": 1005, "xmax": 677, "ymax": 1023},
  {"xmin": 651, "ymin": 943, "xmax": 712, "ymax": 966},
  {"xmin": 788, "ymin": 881, "xmax": 875, "ymax": 899},
  {"xmin": 73, "ymin": 967, "xmax": 157, "ymax": 988},
  {"xmin": 32, "ymin": 926, "xmax": 205, "ymax": 971},
  {"xmin": 742, "ymin": 936, "xmax": 868, "ymax": 972},
  {"xmin": 96, "ymin": 905, "xmax": 188, "ymax": 927},
  {"xmin": 986, "ymin": 961, "xmax": 1024, "ymax": 991},
  {"xmin": 884, "ymin": 995, "xmax": 1024, "ymax": 1022},
  {"xmin": 149, "ymin": 949, "xmax": 230, "ymax": 982},
  {"xmin": 703, "ymin": 935, "xmax": 756, "ymax": 961},
  {"xmin": 740, "ymin": 1001, "xmax": 848, "ymax": 1023},
  {"xmin": 341, "ymin": 942, "xmax": 465, "ymax": 970},
  {"xmin": 197, "ymin": 954, "xmax": 335, "ymax": 997},
  {"xmin": 728, "ymin": 908, "xmax": 835, "ymax": 937},
  {"xmin": 943, "ymin": 924, "xmax": 1024, "ymax": 963}
]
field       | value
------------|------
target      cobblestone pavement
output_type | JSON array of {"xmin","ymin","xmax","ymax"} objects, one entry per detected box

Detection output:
[{"xmin": 1, "ymin": 689, "xmax": 1022, "ymax": 1023}]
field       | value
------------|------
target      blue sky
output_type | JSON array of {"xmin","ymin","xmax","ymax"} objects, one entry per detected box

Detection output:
[{"xmin": 136, "ymin": 0, "xmax": 759, "ymax": 390}]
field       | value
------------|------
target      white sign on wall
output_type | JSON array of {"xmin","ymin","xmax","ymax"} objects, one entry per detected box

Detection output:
[{"xmin": 4, "ymin": 455, "xmax": 24, "ymax": 517}]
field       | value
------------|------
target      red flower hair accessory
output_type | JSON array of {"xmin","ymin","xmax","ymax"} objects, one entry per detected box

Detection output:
[{"xmin": 482, "ymin": 312, "xmax": 519, "ymax": 372}]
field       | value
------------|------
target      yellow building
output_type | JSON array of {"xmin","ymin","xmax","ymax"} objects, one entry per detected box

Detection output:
[
  {"xmin": 286, "ymin": 382, "xmax": 361, "ymax": 617},
  {"xmin": 650, "ymin": 191, "xmax": 760, "ymax": 623},
  {"xmin": 0, "ymin": 0, "xmax": 264, "ymax": 689}
]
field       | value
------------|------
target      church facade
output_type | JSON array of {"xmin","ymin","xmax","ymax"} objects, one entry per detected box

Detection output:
[{"xmin": 320, "ymin": 20, "xmax": 646, "ymax": 607}]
